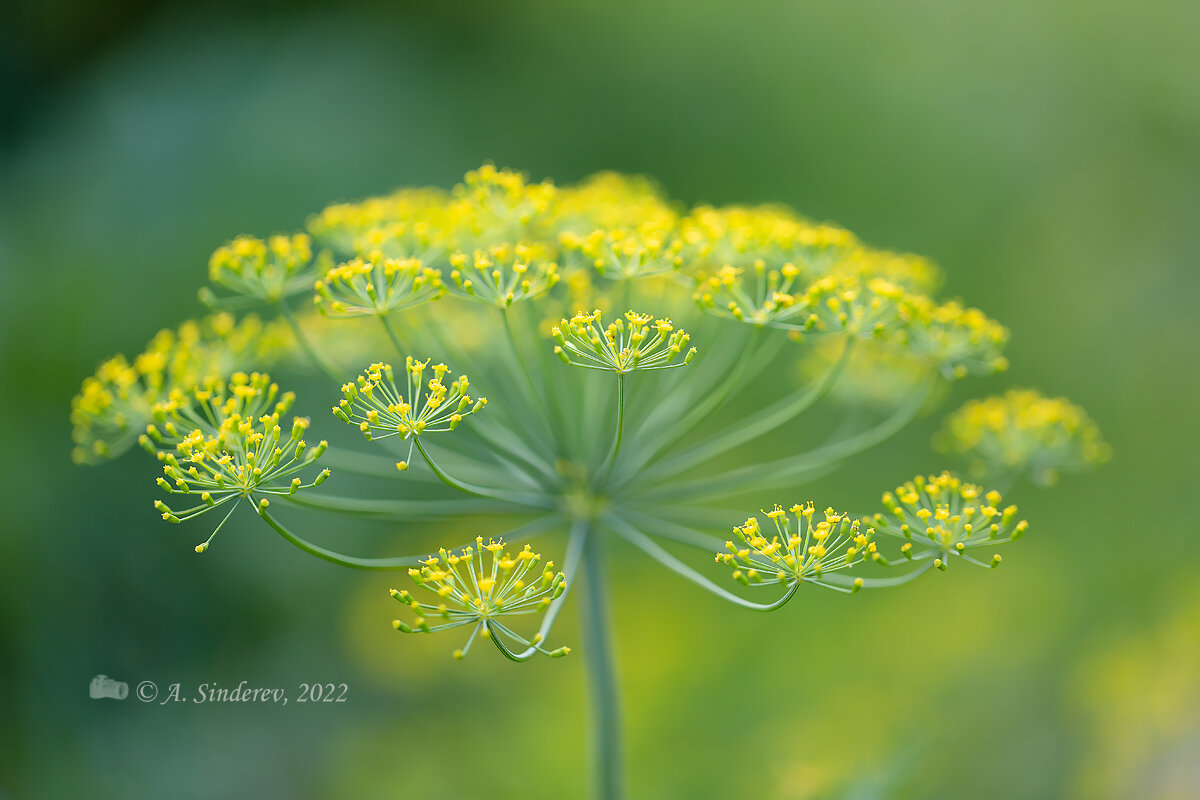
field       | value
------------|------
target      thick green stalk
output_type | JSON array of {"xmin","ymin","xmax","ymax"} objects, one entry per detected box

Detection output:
[
  {"xmin": 413, "ymin": 437, "xmax": 552, "ymax": 508},
  {"xmin": 581, "ymin": 527, "xmax": 625, "ymax": 800},
  {"xmin": 257, "ymin": 504, "xmax": 424, "ymax": 569}
]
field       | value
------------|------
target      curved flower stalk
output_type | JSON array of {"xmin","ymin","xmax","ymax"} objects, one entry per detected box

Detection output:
[
  {"xmin": 866, "ymin": 471, "xmax": 1028, "ymax": 571},
  {"xmin": 935, "ymin": 389, "xmax": 1111, "ymax": 486},
  {"xmin": 73, "ymin": 163, "xmax": 1109, "ymax": 800},
  {"xmin": 391, "ymin": 537, "xmax": 571, "ymax": 660}
]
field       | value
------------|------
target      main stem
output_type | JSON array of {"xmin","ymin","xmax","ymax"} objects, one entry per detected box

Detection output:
[{"xmin": 580, "ymin": 527, "xmax": 624, "ymax": 800}]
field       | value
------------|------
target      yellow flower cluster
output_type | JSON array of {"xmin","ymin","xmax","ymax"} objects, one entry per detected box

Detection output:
[
  {"xmin": 695, "ymin": 267, "xmax": 910, "ymax": 340},
  {"xmin": 207, "ymin": 233, "xmax": 316, "ymax": 303},
  {"xmin": 142, "ymin": 370, "xmax": 293, "ymax": 450},
  {"xmin": 70, "ymin": 313, "xmax": 286, "ymax": 464},
  {"xmin": 829, "ymin": 248, "xmax": 942, "ymax": 294},
  {"xmin": 292, "ymin": 165, "xmax": 1009, "ymax": 383},
  {"xmin": 553, "ymin": 171, "xmax": 676, "ymax": 232},
  {"xmin": 448, "ymin": 163, "xmax": 559, "ymax": 247},
  {"xmin": 935, "ymin": 389, "xmax": 1111, "ymax": 486},
  {"xmin": 391, "ymin": 537, "xmax": 570, "ymax": 659},
  {"xmin": 447, "ymin": 242, "xmax": 560, "ymax": 307},
  {"xmin": 314, "ymin": 251, "xmax": 445, "ymax": 318},
  {"xmin": 334, "ymin": 359, "xmax": 486, "ymax": 456},
  {"xmin": 307, "ymin": 187, "xmax": 451, "ymax": 256},
  {"xmin": 552, "ymin": 309, "xmax": 696, "ymax": 373},
  {"xmin": 867, "ymin": 471, "xmax": 1027, "ymax": 570},
  {"xmin": 681, "ymin": 204, "xmax": 858, "ymax": 277},
  {"xmin": 899, "ymin": 297, "xmax": 1009, "ymax": 379},
  {"xmin": 560, "ymin": 225, "xmax": 686, "ymax": 280},
  {"xmin": 716, "ymin": 503, "xmax": 878, "ymax": 590},
  {"xmin": 151, "ymin": 372, "xmax": 329, "ymax": 551}
]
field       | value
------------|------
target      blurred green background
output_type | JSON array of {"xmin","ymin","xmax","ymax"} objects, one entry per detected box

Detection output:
[{"xmin": 2, "ymin": 1, "xmax": 1198, "ymax": 798}]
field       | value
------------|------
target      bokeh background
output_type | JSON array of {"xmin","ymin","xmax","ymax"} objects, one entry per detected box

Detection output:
[{"xmin": 2, "ymin": 1, "xmax": 1198, "ymax": 798}]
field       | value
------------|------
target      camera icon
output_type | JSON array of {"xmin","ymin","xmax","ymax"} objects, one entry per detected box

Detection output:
[{"xmin": 89, "ymin": 674, "xmax": 129, "ymax": 700}]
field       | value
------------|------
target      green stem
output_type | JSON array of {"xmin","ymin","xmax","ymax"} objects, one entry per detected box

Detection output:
[
  {"xmin": 635, "ymin": 336, "xmax": 854, "ymax": 485},
  {"xmin": 256, "ymin": 503, "xmax": 425, "ymax": 569},
  {"xmin": 638, "ymin": 375, "xmax": 937, "ymax": 502},
  {"xmin": 598, "ymin": 373, "xmax": 626, "ymax": 477},
  {"xmin": 496, "ymin": 518, "xmax": 587, "ymax": 661},
  {"xmin": 820, "ymin": 560, "xmax": 935, "ymax": 588},
  {"xmin": 413, "ymin": 437, "xmax": 551, "ymax": 508},
  {"xmin": 284, "ymin": 492, "xmax": 511, "ymax": 519},
  {"xmin": 501, "ymin": 309, "xmax": 564, "ymax": 451},
  {"xmin": 623, "ymin": 326, "xmax": 781, "ymax": 474},
  {"xmin": 608, "ymin": 516, "xmax": 797, "ymax": 611},
  {"xmin": 580, "ymin": 526, "xmax": 625, "ymax": 800},
  {"xmin": 277, "ymin": 302, "xmax": 341, "ymax": 381},
  {"xmin": 379, "ymin": 314, "xmax": 410, "ymax": 359},
  {"xmin": 618, "ymin": 278, "xmax": 632, "ymax": 315}
]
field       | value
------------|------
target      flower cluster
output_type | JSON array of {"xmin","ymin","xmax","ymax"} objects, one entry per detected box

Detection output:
[
  {"xmin": 560, "ymin": 223, "xmax": 684, "ymax": 280},
  {"xmin": 313, "ymin": 251, "xmax": 445, "ymax": 318},
  {"xmin": 334, "ymin": 359, "xmax": 485, "ymax": 468},
  {"xmin": 449, "ymin": 164, "xmax": 558, "ymax": 245},
  {"xmin": 149, "ymin": 372, "xmax": 329, "ymax": 552},
  {"xmin": 447, "ymin": 242, "xmax": 560, "ymax": 307},
  {"xmin": 716, "ymin": 503, "xmax": 878, "ymax": 591},
  {"xmin": 307, "ymin": 187, "xmax": 451, "ymax": 256},
  {"xmin": 900, "ymin": 297, "xmax": 1009, "ymax": 379},
  {"xmin": 75, "ymin": 163, "xmax": 1117, "ymax": 794},
  {"xmin": 681, "ymin": 205, "xmax": 857, "ymax": 279},
  {"xmin": 391, "ymin": 537, "xmax": 570, "ymax": 660},
  {"xmin": 70, "ymin": 313, "xmax": 287, "ymax": 464},
  {"xmin": 206, "ymin": 233, "xmax": 317, "ymax": 304},
  {"xmin": 936, "ymin": 389, "xmax": 1111, "ymax": 485},
  {"xmin": 866, "ymin": 471, "xmax": 1027, "ymax": 571},
  {"xmin": 829, "ymin": 248, "xmax": 942, "ymax": 294},
  {"xmin": 552, "ymin": 309, "xmax": 695, "ymax": 373},
  {"xmin": 74, "ymin": 164, "xmax": 1107, "ymax": 677}
]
